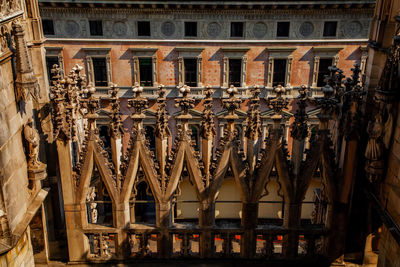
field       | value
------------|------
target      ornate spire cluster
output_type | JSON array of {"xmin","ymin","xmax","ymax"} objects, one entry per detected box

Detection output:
[
  {"xmin": 267, "ymin": 85, "xmax": 289, "ymax": 117},
  {"xmin": 175, "ymin": 85, "xmax": 195, "ymax": 117},
  {"xmin": 222, "ymin": 85, "xmax": 242, "ymax": 120},
  {"xmin": 50, "ymin": 64, "xmax": 87, "ymax": 141}
]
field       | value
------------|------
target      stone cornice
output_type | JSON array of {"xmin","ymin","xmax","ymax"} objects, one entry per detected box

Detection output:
[
  {"xmin": 39, "ymin": 6, "xmax": 374, "ymax": 16},
  {"xmin": 221, "ymin": 47, "xmax": 250, "ymax": 53},
  {"xmin": 312, "ymin": 46, "xmax": 344, "ymax": 52},
  {"xmin": 266, "ymin": 47, "xmax": 297, "ymax": 52},
  {"xmin": 175, "ymin": 47, "xmax": 204, "ymax": 52},
  {"xmin": 45, "ymin": 38, "xmax": 370, "ymax": 44},
  {"xmin": 129, "ymin": 48, "xmax": 158, "ymax": 52}
]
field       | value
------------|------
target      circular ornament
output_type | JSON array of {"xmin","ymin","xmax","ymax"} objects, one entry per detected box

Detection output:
[
  {"xmin": 299, "ymin": 22, "xmax": 314, "ymax": 37},
  {"xmin": 207, "ymin": 22, "xmax": 221, "ymax": 38},
  {"xmin": 161, "ymin": 21, "xmax": 175, "ymax": 37},
  {"xmin": 64, "ymin": 20, "xmax": 80, "ymax": 37},
  {"xmin": 344, "ymin": 21, "xmax": 362, "ymax": 38},
  {"xmin": 253, "ymin": 22, "xmax": 267, "ymax": 38},
  {"xmin": 113, "ymin": 21, "xmax": 127, "ymax": 37}
]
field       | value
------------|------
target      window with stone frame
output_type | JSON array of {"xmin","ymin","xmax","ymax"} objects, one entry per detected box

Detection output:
[
  {"xmin": 231, "ymin": 22, "xmax": 244, "ymax": 37},
  {"xmin": 229, "ymin": 59, "xmax": 242, "ymax": 87},
  {"xmin": 138, "ymin": 21, "xmax": 151, "ymax": 36},
  {"xmin": 92, "ymin": 57, "xmax": 108, "ymax": 87},
  {"xmin": 311, "ymin": 47, "xmax": 342, "ymax": 89},
  {"xmin": 277, "ymin": 22, "xmax": 290, "ymax": 37},
  {"xmin": 323, "ymin": 21, "xmax": 337, "ymax": 37},
  {"xmin": 139, "ymin": 58, "xmax": 153, "ymax": 87},
  {"xmin": 176, "ymin": 47, "xmax": 204, "ymax": 87},
  {"xmin": 89, "ymin": 20, "xmax": 103, "ymax": 36},
  {"xmin": 45, "ymin": 47, "xmax": 64, "ymax": 80},
  {"xmin": 130, "ymin": 48, "xmax": 158, "ymax": 89},
  {"xmin": 184, "ymin": 58, "xmax": 197, "ymax": 87},
  {"xmin": 272, "ymin": 59, "xmax": 287, "ymax": 87},
  {"xmin": 45, "ymin": 56, "xmax": 59, "ymax": 81},
  {"xmin": 185, "ymin": 22, "xmax": 197, "ymax": 37},
  {"xmin": 42, "ymin": 19, "xmax": 54, "ymax": 35},
  {"xmin": 317, "ymin": 58, "xmax": 333, "ymax": 87},
  {"xmin": 266, "ymin": 47, "xmax": 295, "ymax": 88},
  {"xmin": 83, "ymin": 48, "xmax": 112, "ymax": 89}
]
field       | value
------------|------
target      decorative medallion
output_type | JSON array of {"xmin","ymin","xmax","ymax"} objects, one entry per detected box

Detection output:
[
  {"xmin": 113, "ymin": 21, "xmax": 127, "ymax": 37},
  {"xmin": 344, "ymin": 21, "xmax": 362, "ymax": 38},
  {"xmin": 207, "ymin": 22, "xmax": 221, "ymax": 38},
  {"xmin": 253, "ymin": 22, "xmax": 267, "ymax": 38},
  {"xmin": 64, "ymin": 20, "xmax": 80, "ymax": 37},
  {"xmin": 161, "ymin": 21, "xmax": 175, "ymax": 37},
  {"xmin": 299, "ymin": 22, "xmax": 314, "ymax": 37}
]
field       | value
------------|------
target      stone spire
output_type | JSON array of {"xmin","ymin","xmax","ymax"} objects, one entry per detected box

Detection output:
[
  {"xmin": 109, "ymin": 84, "xmax": 123, "ymax": 139},
  {"xmin": 12, "ymin": 22, "xmax": 39, "ymax": 102},
  {"xmin": 245, "ymin": 85, "xmax": 261, "ymax": 141},
  {"xmin": 155, "ymin": 84, "xmax": 170, "ymax": 139},
  {"xmin": 200, "ymin": 86, "xmax": 215, "ymax": 139},
  {"xmin": 291, "ymin": 85, "xmax": 309, "ymax": 141}
]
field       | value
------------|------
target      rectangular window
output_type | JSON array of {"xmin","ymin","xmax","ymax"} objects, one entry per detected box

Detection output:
[
  {"xmin": 323, "ymin": 22, "xmax": 337, "ymax": 37},
  {"xmin": 138, "ymin": 21, "xmax": 151, "ymax": 36},
  {"xmin": 231, "ymin": 22, "xmax": 244, "ymax": 38},
  {"xmin": 185, "ymin": 22, "xmax": 197, "ymax": 37},
  {"xmin": 184, "ymin": 58, "xmax": 197, "ymax": 87},
  {"xmin": 46, "ymin": 56, "xmax": 59, "ymax": 81},
  {"xmin": 42, "ymin": 19, "xmax": 55, "ymax": 35},
  {"xmin": 89, "ymin": 20, "xmax": 103, "ymax": 36},
  {"xmin": 92, "ymin": 57, "xmax": 108, "ymax": 87},
  {"xmin": 229, "ymin": 59, "xmax": 241, "ymax": 87},
  {"xmin": 317, "ymin": 58, "xmax": 333, "ymax": 87},
  {"xmin": 277, "ymin": 22, "xmax": 290, "ymax": 37},
  {"xmin": 139, "ymin": 58, "xmax": 153, "ymax": 87},
  {"xmin": 273, "ymin": 59, "xmax": 287, "ymax": 87}
]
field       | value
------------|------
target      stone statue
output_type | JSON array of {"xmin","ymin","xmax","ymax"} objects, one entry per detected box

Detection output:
[
  {"xmin": 86, "ymin": 187, "xmax": 98, "ymax": 223},
  {"xmin": 365, "ymin": 114, "xmax": 384, "ymax": 183},
  {"xmin": 24, "ymin": 118, "xmax": 45, "ymax": 170}
]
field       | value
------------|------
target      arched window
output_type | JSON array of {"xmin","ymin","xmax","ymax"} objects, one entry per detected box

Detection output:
[
  {"xmin": 130, "ymin": 179, "xmax": 156, "ymax": 224},
  {"xmin": 86, "ymin": 164, "xmax": 113, "ymax": 226}
]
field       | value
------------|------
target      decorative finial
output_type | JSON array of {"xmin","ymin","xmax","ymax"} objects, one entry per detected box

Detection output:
[
  {"xmin": 156, "ymin": 84, "xmax": 170, "ymax": 139},
  {"xmin": 291, "ymin": 85, "xmax": 309, "ymax": 140},
  {"xmin": 223, "ymin": 85, "xmax": 242, "ymax": 119},
  {"xmin": 268, "ymin": 85, "xmax": 289, "ymax": 116},
  {"xmin": 201, "ymin": 85, "xmax": 215, "ymax": 139}
]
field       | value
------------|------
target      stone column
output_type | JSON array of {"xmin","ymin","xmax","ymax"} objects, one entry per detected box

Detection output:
[
  {"xmin": 282, "ymin": 202, "xmax": 302, "ymax": 257},
  {"xmin": 156, "ymin": 201, "xmax": 171, "ymax": 258},
  {"xmin": 199, "ymin": 200, "xmax": 215, "ymax": 258},
  {"xmin": 241, "ymin": 202, "xmax": 258, "ymax": 258}
]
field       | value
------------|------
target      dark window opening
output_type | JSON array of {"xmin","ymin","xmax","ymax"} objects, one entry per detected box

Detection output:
[
  {"xmin": 229, "ymin": 59, "xmax": 241, "ymax": 87},
  {"xmin": 138, "ymin": 21, "xmax": 151, "ymax": 36},
  {"xmin": 139, "ymin": 58, "xmax": 153, "ymax": 87},
  {"xmin": 184, "ymin": 58, "xmax": 197, "ymax": 87},
  {"xmin": 317, "ymin": 58, "xmax": 333, "ymax": 87},
  {"xmin": 185, "ymin": 22, "xmax": 197, "ymax": 37},
  {"xmin": 273, "ymin": 59, "xmax": 287, "ymax": 87},
  {"xmin": 92, "ymin": 57, "xmax": 108, "ymax": 87},
  {"xmin": 89, "ymin": 20, "xmax": 103, "ymax": 36},
  {"xmin": 190, "ymin": 125, "xmax": 200, "ymax": 151},
  {"xmin": 323, "ymin": 21, "xmax": 337, "ymax": 37},
  {"xmin": 133, "ymin": 181, "xmax": 156, "ymax": 224},
  {"xmin": 99, "ymin": 125, "xmax": 112, "ymax": 159},
  {"xmin": 145, "ymin": 126, "xmax": 156, "ymax": 151},
  {"xmin": 231, "ymin": 22, "xmax": 244, "ymax": 37},
  {"xmin": 277, "ymin": 22, "xmax": 290, "ymax": 37},
  {"xmin": 42, "ymin": 19, "xmax": 55, "ymax": 35},
  {"xmin": 46, "ymin": 56, "xmax": 59, "ymax": 82}
]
